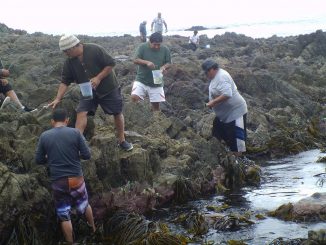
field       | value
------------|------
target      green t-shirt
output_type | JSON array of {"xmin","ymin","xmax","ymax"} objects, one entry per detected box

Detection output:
[
  {"xmin": 135, "ymin": 43, "xmax": 171, "ymax": 87},
  {"xmin": 62, "ymin": 43, "xmax": 119, "ymax": 98}
]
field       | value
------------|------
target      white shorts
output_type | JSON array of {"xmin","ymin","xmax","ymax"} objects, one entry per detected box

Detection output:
[{"xmin": 131, "ymin": 81, "xmax": 166, "ymax": 103}]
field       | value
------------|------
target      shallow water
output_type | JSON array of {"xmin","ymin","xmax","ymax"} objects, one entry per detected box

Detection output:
[{"xmin": 149, "ymin": 149, "xmax": 326, "ymax": 244}]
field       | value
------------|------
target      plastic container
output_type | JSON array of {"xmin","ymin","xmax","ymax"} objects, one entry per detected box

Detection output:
[
  {"xmin": 152, "ymin": 70, "xmax": 163, "ymax": 84},
  {"xmin": 79, "ymin": 81, "xmax": 93, "ymax": 100}
]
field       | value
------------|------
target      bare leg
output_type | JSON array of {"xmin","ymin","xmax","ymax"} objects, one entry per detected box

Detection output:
[
  {"xmin": 151, "ymin": 102, "xmax": 160, "ymax": 111},
  {"xmin": 85, "ymin": 204, "xmax": 96, "ymax": 233},
  {"xmin": 6, "ymin": 90, "xmax": 23, "ymax": 108},
  {"xmin": 114, "ymin": 113, "xmax": 125, "ymax": 143},
  {"xmin": 76, "ymin": 111, "xmax": 88, "ymax": 134},
  {"xmin": 61, "ymin": 220, "xmax": 73, "ymax": 243}
]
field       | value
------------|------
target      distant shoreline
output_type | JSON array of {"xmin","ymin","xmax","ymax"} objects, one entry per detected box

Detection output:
[
  {"xmin": 1, "ymin": 16, "xmax": 326, "ymax": 39},
  {"xmin": 184, "ymin": 26, "xmax": 224, "ymax": 31}
]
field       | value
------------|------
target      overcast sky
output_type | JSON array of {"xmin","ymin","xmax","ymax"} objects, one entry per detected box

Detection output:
[{"xmin": 2, "ymin": 0, "xmax": 325, "ymax": 35}]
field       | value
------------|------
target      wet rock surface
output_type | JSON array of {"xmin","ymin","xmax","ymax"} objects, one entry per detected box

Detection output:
[
  {"xmin": 269, "ymin": 192, "xmax": 326, "ymax": 222},
  {"xmin": 0, "ymin": 24, "xmax": 326, "ymax": 243}
]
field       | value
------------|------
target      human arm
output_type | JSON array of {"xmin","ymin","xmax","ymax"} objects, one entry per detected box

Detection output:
[
  {"xmin": 163, "ymin": 20, "xmax": 168, "ymax": 32},
  {"xmin": 134, "ymin": 58, "xmax": 156, "ymax": 70},
  {"xmin": 78, "ymin": 133, "xmax": 91, "ymax": 160},
  {"xmin": 151, "ymin": 21, "xmax": 154, "ymax": 31},
  {"xmin": 160, "ymin": 63, "xmax": 171, "ymax": 75},
  {"xmin": 160, "ymin": 47, "xmax": 172, "ymax": 74},
  {"xmin": 206, "ymin": 75, "xmax": 232, "ymax": 108},
  {"xmin": 35, "ymin": 135, "xmax": 47, "ymax": 164},
  {"xmin": 48, "ymin": 83, "xmax": 68, "ymax": 108},
  {"xmin": 206, "ymin": 94, "xmax": 229, "ymax": 108},
  {"xmin": 90, "ymin": 66, "xmax": 113, "ymax": 89}
]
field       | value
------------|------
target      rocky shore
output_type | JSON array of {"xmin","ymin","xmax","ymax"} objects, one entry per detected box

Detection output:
[{"xmin": 0, "ymin": 23, "xmax": 325, "ymax": 244}]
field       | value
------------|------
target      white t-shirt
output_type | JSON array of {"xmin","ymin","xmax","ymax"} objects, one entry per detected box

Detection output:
[
  {"xmin": 189, "ymin": 35, "xmax": 199, "ymax": 44},
  {"xmin": 152, "ymin": 17, "xmax": 165, "ymax": 32},
  {"xmin": 209, "ymin": 68, "xmax": 247, "ymax": 123}
]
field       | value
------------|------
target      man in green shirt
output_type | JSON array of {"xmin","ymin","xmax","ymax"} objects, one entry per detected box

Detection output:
[
  {"xmin": 49, "ymin": 35, "xmax": 132, "ymax": 151},
  {"xmin": 132, "ymin": 32, "xmax": 171, "ymax": 111}
]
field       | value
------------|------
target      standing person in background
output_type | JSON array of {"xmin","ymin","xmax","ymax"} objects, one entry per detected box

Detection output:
[
  {"xmin": 189, "ymin": 30, "xmax": 200, "ymax": 51},
  {"xmin": 35, "ymin": 108, "xmax": 96, "ymax": 244},
  {"xmin": 131, "ymin": 32, "xmax": 171, "ymax": 111},
  {"xmin": 151, "ymin": 12, "xmax": 168, "ymax": 34},
  {"xmin": 139, "ymin": 21, "xmax": 147, "ymax": 42},
  {"xmin": 0, "ymin": 60, "xmax": 36, "ymax": 112},
  {"xmin": 48, "ymin": 34, "xmax": 133, "ymax": 151},
  {"xmin": 202, "ymin": 60, "xmax": 248, "ymax": 156}
]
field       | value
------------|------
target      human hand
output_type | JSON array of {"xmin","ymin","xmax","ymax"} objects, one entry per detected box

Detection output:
[
  {"xmin": 0, "ymin": 79, "xmax": 9, "ymax": 86},
  {"xmin": 1, "ymin": 69, "xmax": 10, "ymax": 77},
  {"xmin": 146, "ymin": 61, "xmax": 156, "ymax": 69},
  {"xmin": 90, "ymin": 77, "xmax": 101, "ymax": 89},
  {"xmin": 48, "ymin": 98, "xmax": 60, "ymax": 109},
  {"xmin": 205, "ymin": 101, "xmax": 214, "ymax": 108},
  {"xmin": 165, "ymin": 29, "xmax": 168, "ymax": 33},
  {"xmin": 160, "ymin": 66, "xmax": 167, "ymax": 75}
]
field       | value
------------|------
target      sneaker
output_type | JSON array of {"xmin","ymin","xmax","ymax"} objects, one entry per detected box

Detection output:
[
  {"xmin": 23, "ymin": 105, "xmax": 37, "ymax": 112},
  {"xmin": 118, "ymin": 140, "xmax": 133, "ymax": 151}
]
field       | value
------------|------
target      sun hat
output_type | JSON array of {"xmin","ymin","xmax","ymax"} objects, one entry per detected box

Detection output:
[
  {"xmin": 201, "ymin": 59, "xmax": 218, "ymax": 72},
  {"xmin": 59, "ymin": 35, "xmax": 80, "ymax": 51}
]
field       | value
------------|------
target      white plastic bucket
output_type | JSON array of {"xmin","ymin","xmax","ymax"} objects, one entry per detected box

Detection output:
[
  {"xmin": 79, "ymin": 81, "xmax": 93, "ymax": 100},
  {"xmin": 152, "ymin": 70, "xmax": 163, "ymax": 84}
]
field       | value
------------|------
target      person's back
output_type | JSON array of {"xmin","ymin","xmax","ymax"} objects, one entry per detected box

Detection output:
[
  {"xmin": 139, "ymin": 21, "xmax": 146, "ymax": 34},
  {"xmin": 36, "ymin": 126, "xmax": 90, "ymax": 180},
  {"xmin": 35, "ymin": 108, "xmax": 94, "ymax": 244},
  {"xmin": 139, "ymin": 21, "xmax": 147, "ymax": 42}
]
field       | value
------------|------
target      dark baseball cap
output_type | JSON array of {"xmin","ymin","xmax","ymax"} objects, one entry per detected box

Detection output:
[{"xmin": 201, "ymin": 60, "xmax": 218, "ymax": 72}]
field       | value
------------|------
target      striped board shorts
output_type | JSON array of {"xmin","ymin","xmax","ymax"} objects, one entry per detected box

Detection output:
[
  {"xmin": 51, "ymin": 176, "xmax": 89, "ymax": 221},
  {"xmin": 212, "ymin": 114, "xmax": 247, "ymax": 153}
]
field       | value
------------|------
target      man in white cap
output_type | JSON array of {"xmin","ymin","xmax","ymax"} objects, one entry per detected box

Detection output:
[{"xmin": 49, "ymin": 35, "xmax": 133, "ymax": 151}]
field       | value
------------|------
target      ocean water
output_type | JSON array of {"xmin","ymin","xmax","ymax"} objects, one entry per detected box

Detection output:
[{"xmin": 93, "ymin": 16, "xmax": 326, "ymax": 39}]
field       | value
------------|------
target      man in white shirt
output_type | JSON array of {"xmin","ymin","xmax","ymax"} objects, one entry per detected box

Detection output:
[
  {"xmin": 151, "ymin": 12, "xmax": 168, "ymax": 34},
  {"xmin": 189, "ymin": 30, "xmax": 200, "ymax": 51}
]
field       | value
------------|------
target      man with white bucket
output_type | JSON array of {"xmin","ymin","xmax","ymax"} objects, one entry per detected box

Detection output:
[
  {"xmin": 49, "ymin": 35, "xmax": 133, "ymax": 151},
  {"xmin": 132, "ymin": 32, "xmax": 171, "ymax": 111}
]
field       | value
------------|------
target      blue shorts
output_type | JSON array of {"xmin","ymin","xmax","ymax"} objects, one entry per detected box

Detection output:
[
  {"xmin": 51, "ymin": 176, "xmax": 89, "ymax": 221},
  {"xmin": 212, "ymin": 114, "xmax": 247, "ymax": 152}
]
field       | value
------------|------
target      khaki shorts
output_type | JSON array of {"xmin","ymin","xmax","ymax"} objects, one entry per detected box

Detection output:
[{"xmin": 131, "ymin": 81, "xmax": 165, "ymax": 103}]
